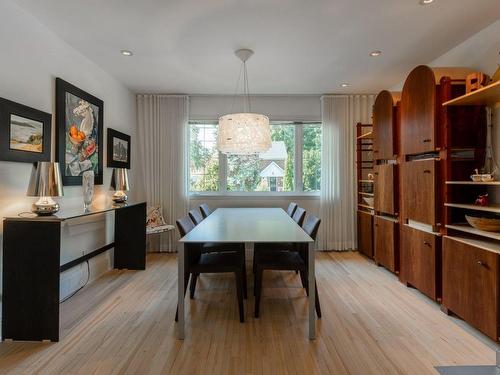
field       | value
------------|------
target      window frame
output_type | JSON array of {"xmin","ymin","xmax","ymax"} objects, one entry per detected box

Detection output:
[{"xmin": 188, "ymin": 120, "xmax": 321, "ymax": 197}]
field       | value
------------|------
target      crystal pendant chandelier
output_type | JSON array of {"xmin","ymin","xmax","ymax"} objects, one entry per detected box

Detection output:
[{"xmin": 218, "ymin": 49, "xmax": 271, "ymax": 155}]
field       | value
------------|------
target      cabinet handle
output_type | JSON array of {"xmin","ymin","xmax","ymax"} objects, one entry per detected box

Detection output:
[
  {"xmin": 423, "ymin": 241, "xmax": 431, "ymax": 247},
  {"xmin": 423, "ymin": 170, "xmax": 431, "ymax": 174},
  {"xmin": 423, "ymin": 139, "xmax": 432, "ymax": 143},
  {"xmin": 374, "ymin": 172, "xmax": 379, "ymax": 175},
  {"xmin": 374, "ymin": 150, "xmax": 379, "ymax": 153},
  {"xmin": 477, "ymin": 260, "xmax": 485, "ymax": 267}
]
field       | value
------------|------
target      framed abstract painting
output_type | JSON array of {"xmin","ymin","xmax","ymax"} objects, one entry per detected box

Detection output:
[
  {"xmin": 56, "ymin": 78, "xmax": 103, "ymax": 185},
  {"xmin": 0, "ymin": 97, "xmax": 51, "ymax": 163},
  {"xmin": 107, "ymin": 128, "xmax": 131, "ymax": 169}
]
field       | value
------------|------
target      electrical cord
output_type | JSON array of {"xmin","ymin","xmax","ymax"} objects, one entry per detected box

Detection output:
[{"xmin": 60, "ymin": 260, "xmax": 90, "ymax": 304}]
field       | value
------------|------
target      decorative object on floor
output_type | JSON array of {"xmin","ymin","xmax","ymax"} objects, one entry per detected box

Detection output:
[
  {"xmin": 146, "ymin": 206, "xmax": 175, "ymax": 252},
  {"xmin": 27, "ymin": 161, "xmax": 64, "ymax": 215},
  {"xmin": 0, "ymin": 97, "xmax": 51, "ymax": 163},
  {"xmin": 82, "ymin": 170, "xmax": 94, "ymax": 211},
  {"xmin": 474, "ymin": 193, "xmax": 489, "ymax": 206},
  {"xmin": 465, "ymin": 72, "xmax": 490, "ymax": 93},
  {"xmin": 56, "ymin": 78, "xmax": 103, "ymax": 186},
  {"xmin": 465, "ymin": 214, "xmax": 500, "ymax": 232},
  {"xmin": 110, "ymin": 168, "xmax": 130, "ymax": 203},
  {"xmin": 107, "ymin": 128, "xmax": 130, "ymax": 169},
  {"xmin": 217, "ymin": 49, "xmax": 271, "ymax": 155}
]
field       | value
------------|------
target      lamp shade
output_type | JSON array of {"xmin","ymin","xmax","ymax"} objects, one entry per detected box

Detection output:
[
  {"xmin": 217, "ymin": 113, "xmax": 272, "ymax": 154},
  {"xmin": 110, "ymin": 168, "xmax": 130, "ymax": 191},
  {"xmin": 27, "ymin": 162, "xmax": 64, "ymax": 197}
]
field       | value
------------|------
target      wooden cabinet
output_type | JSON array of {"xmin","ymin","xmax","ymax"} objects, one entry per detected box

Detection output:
[
  {"xmin": 401, "ymin": 65, "xmax": 437, "ymax": 155},
  {"xmin": 401, "ymin": 159, "xmax": 439, "ymax": 226},
  {"xmin": 357, "ymin": 211, "xmax": 373, "ymax": 258},
  {"xmin": 374, "ymin": 164, "xmax": 397, "ymax": 215},
  {"xmin": 374, "ymin": 216, "xmax": 398, "ymax": 272},
  {"xmin": 373, "ymin": 90, "xmax": 397, "ymax": 160},
  {"xmin": 443, "ymin": 237, "xmax": 499, "ymax": 340},
  {"xmin": 400, "ymin": 225, "xmax": 441, "ymax": 300}
]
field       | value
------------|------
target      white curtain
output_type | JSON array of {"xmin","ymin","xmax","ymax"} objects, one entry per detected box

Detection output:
[
  {"xmin": 137, "ymin": 95, "xmax": 189, "ymax": 252},
  {"xmin": 319, "ymin": 95, "xmax": 375, "ymax": 251}
]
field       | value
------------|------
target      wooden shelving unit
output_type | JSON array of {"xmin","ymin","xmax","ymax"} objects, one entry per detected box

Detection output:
[
  {"xmin": 443, "ymin": 80, "xmax": 500, "ymax": 106},
  {"xmin": 446, "ymin": 181, "xmax": 500, "ymax": 185},
  {"xmin": 444, "ymin": 203, "xmax": 500, "ymax": 214},
  {"xmin": 445, "ymin": 224, "xmax": 500, "ymax": 242}
]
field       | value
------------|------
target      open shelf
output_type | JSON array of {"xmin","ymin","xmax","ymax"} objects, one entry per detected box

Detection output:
[
  {"xmin": 357, "ymin": 131, "xmax": 373, "ymax": 139},
  {"xmin": 358, "ymin": 192, "xmax": 374, "ymax": 196},
  {"xmin": 358, "ymin": 180, "xmax": 374, "ymax": 183},
  {"xmin": 445, "ymin": 234, "xmax": 500, "ymax": 255},
  {"xmin": 358, "ymin": 204, "xmax": 374, "ymax": 210},
  {"xmin": 444, "ymin": 203, "xmax": 500, "ymax": 214},
  {"xmin": 443, "ymin": 80, "xmax": 500, "ymax": 106},
  {"xmin": 446, "ymin": 181, "xmax": 500, "ymax": 185},
  {"xmin": 446, "ymin": 224, "xmax": 500, "ymax": 242}
]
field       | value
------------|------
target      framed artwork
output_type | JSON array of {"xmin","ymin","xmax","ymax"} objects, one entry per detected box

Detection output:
[
  {"xmin": 56, "ymin": 78, "xmax": 103, "ymax": 185},
  {"xmin": 107, "ymin": 128, "xmax": 131, "ymax": 169},
  {"xmin": 0, "ymin": 97, "xmax": 51, "ymax": 163}
]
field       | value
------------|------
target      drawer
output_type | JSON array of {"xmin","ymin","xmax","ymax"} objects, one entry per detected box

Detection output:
[
  {"xmin": 400, "ymin": 225, "xmax": 440, "ymax": 300},
  {"xmin": 374, "ymin": 216, "xmax": 398, "ymax": 273},
  {"xmin": 443, "ymin": 236, "xmax": 498, "ymax": 340},
  {"xmin": 401, "ymin": 159, "xmax": 439, "ymax": 226},
  {"xmin": 357, "ymin": 211, "xmax": 373, "ymax": 258},
  {"xmin": 374, "ymin": 164, "xmax": 397, "ymax": 216}
]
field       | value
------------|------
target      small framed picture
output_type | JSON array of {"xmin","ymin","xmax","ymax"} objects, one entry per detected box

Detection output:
[
  {"xmin": 0, "ymin": 97, "xmax": 51, "ymax": 163},
  {"xmin": 107, "ymin": 128, "xmax": 131, "ymax": 169}
]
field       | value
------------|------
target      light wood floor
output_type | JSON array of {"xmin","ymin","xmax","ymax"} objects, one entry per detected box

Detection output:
[{"xmin": 0, "ymin": 252, "xmax": 498, "ymax": 375}]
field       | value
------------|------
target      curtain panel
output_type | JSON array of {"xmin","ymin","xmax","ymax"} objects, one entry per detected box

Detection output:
[
  {"xmin": 319, "ymin": 95, "xmax": 375, "ymax": 251},
  {"xmin": 137, "ymin": 95, "xmax": 189, "ymax": 252}
]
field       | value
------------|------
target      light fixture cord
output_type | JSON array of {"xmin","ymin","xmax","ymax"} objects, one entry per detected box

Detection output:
[
  {"xmin": 244, "ymin": 61, "xmax": 251, "ymax": 112},
  {"xmin": 230, "ymin": 62, "xmax": 244, "ymax": 114}
]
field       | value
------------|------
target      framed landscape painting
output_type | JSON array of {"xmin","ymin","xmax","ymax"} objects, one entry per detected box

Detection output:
[
  {"xmin": 0, "ymin": 97, "xmax": 51, "ymax": 163},
  {"xmin": 56, "ymin": 78, "xmax": 103, "ymax": 185},
  {"xmin": 107, "ymin": 128, "xmax": 131, "ymax": 169}
]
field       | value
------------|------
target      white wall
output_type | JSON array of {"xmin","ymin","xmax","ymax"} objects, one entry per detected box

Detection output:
[{"xmin": 0, "ymin": 2, "xmax": 139, "ymax": 301}]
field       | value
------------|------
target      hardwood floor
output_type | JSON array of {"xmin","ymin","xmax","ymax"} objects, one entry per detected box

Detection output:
[{"xmin": 0, "ymin": 251, "xmax": 497, "ymax": 374}]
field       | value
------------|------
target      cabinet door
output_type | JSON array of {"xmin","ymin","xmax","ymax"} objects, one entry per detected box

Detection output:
[
  {"xmin": 373, "ymin": 90, "xmax": 396, "ymax": 160},
  {"xmin": 443, "ymin": 237, "xmax": 498, "ymax": 340},
  {"xmin": 400, "ymin": 225, "xmax": 439, "ymax": 300},
  {"xmin": 357, "ymin": 211, "xmax": 373, "ymax": 258},
  {"xmin": 401, "ymin": 65, "xmax": 437, "ymax": 155},
  {"xmin": 401, "ymin": 160, "xmax": 438, "ymax": 226},
  {"xmin": 374, "ymin": 216, "xmax": 397, "ymax": 272},
  {"xmin": 374, "ymin": 164, "xmax": 396, "ymax": 215}
]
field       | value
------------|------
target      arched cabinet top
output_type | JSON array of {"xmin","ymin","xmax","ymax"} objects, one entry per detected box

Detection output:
[{"xmin": 373, "ymin": 90, "xmax": 399, "ymax": 160}]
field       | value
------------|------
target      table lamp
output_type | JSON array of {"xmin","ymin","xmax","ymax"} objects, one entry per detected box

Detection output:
[
  {"xmin": 27, "ymin": 162, "xmax": 64, "ymax": 215},
  {"xmin": 110, "ymin": 168, "xmax": 130, "ymax": 203}
]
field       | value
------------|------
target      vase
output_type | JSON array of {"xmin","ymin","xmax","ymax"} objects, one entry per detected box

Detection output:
[{"xmin": 82, "ymin": 170, "xmax": 94, "ymax": 211}]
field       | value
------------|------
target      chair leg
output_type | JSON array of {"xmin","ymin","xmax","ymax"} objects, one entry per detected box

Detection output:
[
  {"xmin": 315, "ymin": 282, "xmax": 322, "ymax": 319},
  {"xmin": 242, "ymin": 262, "xmax": 248, "ymax": 300},
  {"xmin": 189, "ymin": 273, "xmax": 198, "ymax": 299},
  {"xmin": 254, "ymin": 268, "xmax": 263, "ymax": 318},
  {"xmin": 175, "ymin": 272, "xmax": 191, "ymax": 322},
  {"xmin": 235, "ymin": 270, "xmax": 245, "ymax": 323},
  {"xmin": 299, "ymin": 270, "xmax": 307, "ymax": 291}
]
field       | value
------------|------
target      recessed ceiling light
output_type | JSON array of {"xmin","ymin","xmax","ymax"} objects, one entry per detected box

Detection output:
[
  {"xmin": 419, "ymin": 0, "xmax": 434, "ymax": 5},
  {"xmin": 341, "ymin": 83, "xmax": 349, "ymax": 88},
  {"xmin": 121, "ymin": 50, "xmax": 133, "ymax": 56},
  {"xmin": 370, "ymin": 50, "xmax": 382, "ymax": 57}
]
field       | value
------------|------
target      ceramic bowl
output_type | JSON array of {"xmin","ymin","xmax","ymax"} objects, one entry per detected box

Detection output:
[
  {"xmin": 465, "ymin": 215, "xmax": 500, "ymax": 232},
  {"xmin": 470, "ymin": 174, "xmax": 482, "ymax": 182},
  {"xmin": 481, "ymin": 174, "xmax": 494, "ymax": 182}
]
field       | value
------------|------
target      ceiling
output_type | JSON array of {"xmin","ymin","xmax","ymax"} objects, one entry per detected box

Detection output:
[{"xmin": 14, "ymin": 0, "xmax": 500, "ymax": 94}]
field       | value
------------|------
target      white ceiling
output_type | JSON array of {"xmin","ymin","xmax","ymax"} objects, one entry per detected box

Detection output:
[{"xmin": 14, "ymin": 0, "xmax": 500, "ymax": 94}]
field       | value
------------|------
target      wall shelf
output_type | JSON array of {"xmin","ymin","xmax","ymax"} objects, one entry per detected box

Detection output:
[
  {"xmin": 444, "ymin": 203, "xmax": 500, "ymax": 214},
  {"xmin": 357, "ymin": 131, "xmax": 373, "ymax": 139},
  {"xmin": 446, "ymin": 224, "xmax": 500, "ymax": 242},
  {"xmin": 444, "ymin": 233, "xmax": 500, "ymax": 255},
  {"xmin": 358, "ymin": 192, "xmax": 374, "ymax": 196},
  {"xmin": 442, "ymin": 80, "xmax": 500, "ymax": 106},
  {"xmin": 446, "ymin": 181, "xmax": 500, "ymax": 185},
  {"xmin": 358, "ymin": 180, "xmax": 374, "ymax": 183}
]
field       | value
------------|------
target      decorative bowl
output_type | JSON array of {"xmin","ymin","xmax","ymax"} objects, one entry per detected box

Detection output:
[
  {"xmin": 470, "ymin": 174, "xmax": 482, "ymax": 182},
  {"xmin": 481, "ymin": 174, "xmax": 494, "ymax": 182},
  {"xmin": 465, "ymin": 215, "xmax": 500, "ymax": 232},
  {"xmin": 363, "ymin": 197, "xmax": 374, "ymax": 207}
]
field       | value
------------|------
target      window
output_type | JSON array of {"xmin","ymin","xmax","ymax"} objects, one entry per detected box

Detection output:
[{"xmin": 189, "ymin": 121, "xmax": 321, "ymax": 194}]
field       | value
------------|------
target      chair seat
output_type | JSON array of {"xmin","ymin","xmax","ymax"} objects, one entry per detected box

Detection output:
[
  {"xmin": 203, "ymin": 242, "xmax": 242, "ymax": 253},
  {"xmin": 190, "ymin": 252, "xmax": 244, "ymax": 273},
  {"xmin": 256, "ymin": 251, "xmax": 305, "ymax": 270}
]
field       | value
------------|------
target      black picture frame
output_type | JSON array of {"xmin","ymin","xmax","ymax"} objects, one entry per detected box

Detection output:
[
  {"xmin": 0, "ymin": 97, "xmax": 51, "ymax": 163},
  {"xmin": 56, "ymin": 78, "xmax": 104, "ymax": 186},
  {"xmin": 107, "ymin": 128, "xmax": 131, "ymax": 169}
]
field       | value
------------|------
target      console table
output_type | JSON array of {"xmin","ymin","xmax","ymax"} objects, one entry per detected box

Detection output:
[{"xmin": 2, "ymin": 201, "xmax": 146, "ymax": 342}]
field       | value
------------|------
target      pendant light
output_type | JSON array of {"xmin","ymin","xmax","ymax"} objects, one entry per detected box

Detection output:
[{"xmin": 218, "ymin": 49, "xmax": 271, "ymax": 155}]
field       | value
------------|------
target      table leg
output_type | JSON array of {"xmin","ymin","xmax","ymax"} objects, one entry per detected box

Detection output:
[
  {"xmin": 308, "ymin": 242, "xmax": 316, "ymax": 340},
  {"xmin": 178, "ymin": 242, "xmax": 185, "ymax": 340}
]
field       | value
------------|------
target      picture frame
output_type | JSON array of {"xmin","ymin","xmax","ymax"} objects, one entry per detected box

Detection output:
[
  {"xmin": 0, "ymin": 97, "xmax": 51, "ymax": 163},
  {"xmin": 107, "ymin": 128, "xmax": 131, "ymax": 169},
  {"xmin": 56, "ymin": 78, "xmax": 103, "ymax": 186}
]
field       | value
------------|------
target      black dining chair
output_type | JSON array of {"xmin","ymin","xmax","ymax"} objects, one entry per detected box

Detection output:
[
  {"xmin": 188, "ymin": 208, "xmax": 204, "ymax": 225},
  {"xmin": 175, "ymin": 215, "xmax": 246, "ymax": 323},
  {"xmin": 286, "ymin": 202, "xmax": 298, "ymax": 217},
  {"xmin": 199, "ymin": 204, "xmax": 212, "ymax": 219},
  {"xmin": 254, "ymin": 214, "xmax": 322, "ymax": 319}
]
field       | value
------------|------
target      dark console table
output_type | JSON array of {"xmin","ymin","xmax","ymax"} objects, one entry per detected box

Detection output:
[{"xmin": 2, "ymin": 201, "xmax": 146, "ymax": 342}]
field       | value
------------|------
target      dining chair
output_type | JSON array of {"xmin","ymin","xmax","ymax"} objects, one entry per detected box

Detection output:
[
  {"xmin": 199, "ymin": 203, "xmax": 212, "ymax": 219},
  {"xmin": 175, "ymin": 215, "xmax": 246, "ymax": 322},
  {"xmin": 188, "ymin": 208, "xmax": 204, "ymax": 225},
  {"xmin": 286, "ymin": 202, "xmax": 298, "ymax": 217},
  {"xmin": 254, "ymin": 214, "xmax": 322, "ymax": 319},
  {"xmin": 291, "ymin": 206, "xmax": 306, "ymax": 226}
]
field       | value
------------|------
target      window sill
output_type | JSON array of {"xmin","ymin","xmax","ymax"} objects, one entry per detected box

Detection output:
[{"xmin": 189, "ymin": 192, "xmax": 320, "ymax": 199}]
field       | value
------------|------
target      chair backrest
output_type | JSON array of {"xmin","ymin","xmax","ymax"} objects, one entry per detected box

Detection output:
[
  {"xmin": 176, "ymin": 215, "xmax": 195, "ymax": 237},
  {"xmin": 188, "ymin": 209, "xmax": 204, "ymax": 225},
  {"xmin": 286, "ymin": 202, "xmax": 298, "ymax": 217},
  {"xmin": 292, "ymin": 207, "xmax": 306, "ymax": 226},
  {"xmin": 199, "ymin": 204, "xmax": 212, "ymax": 218},
  {"xmin": 302, "ymin": 215, "xmax": 321, "ymax": 241}
]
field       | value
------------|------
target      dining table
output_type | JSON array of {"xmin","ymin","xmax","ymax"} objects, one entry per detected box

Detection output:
[{"xmin": 177, "ymin": 207, "xmax": 316, "ymax": 340}]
